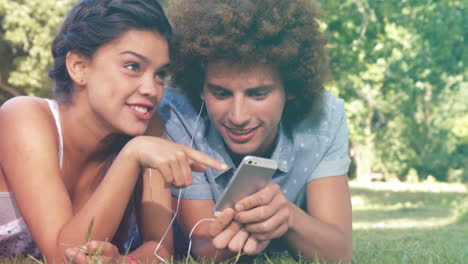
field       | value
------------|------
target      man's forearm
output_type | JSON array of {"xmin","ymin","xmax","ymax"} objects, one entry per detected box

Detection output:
[{"xmin": 283, "ymin": 204, "xmax": 352, "ymax": 263}]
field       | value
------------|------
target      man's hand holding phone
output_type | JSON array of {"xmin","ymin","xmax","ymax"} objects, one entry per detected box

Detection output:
[
  {"xmin": 208, "ymin": 183, "xmax": 290, "ymax": 255},
  {"xmin": 208, "ymin": 156, "xmax": 278, "ymax": 255},
  {"xmin": 208, "ymin": 207, "xmax": 271, "ymax": 255},
  {"xmin": 213, "ymin": 156, "xmax": 277, "ymax": 215},
  {"xmin": 235, "ymin": 183, "xmax": 294, "ymax": 241}
]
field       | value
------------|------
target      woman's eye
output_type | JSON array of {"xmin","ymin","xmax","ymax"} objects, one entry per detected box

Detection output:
[
  {"xmin": 155, "ymin": 70, "xmax": 168, "ymax": 80},
  {"xmin": 124, "ymin": 63, "xmax": 140, "ymax": 72}
]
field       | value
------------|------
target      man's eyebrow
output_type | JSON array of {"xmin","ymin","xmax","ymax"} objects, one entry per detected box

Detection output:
[
  {"xmin": 246, "ymin": 85, "xmax": 276, "ymax": 91},
  {"xmin": 205, "ymin": 83, "xmax": 228, "ymax": 90},
  {"xmin": 205, "ymin": 83, "xmax": 276, "ymax": 91}
]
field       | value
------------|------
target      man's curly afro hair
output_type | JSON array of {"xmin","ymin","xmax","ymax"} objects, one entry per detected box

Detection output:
[{"xmin": 167, "ymin": 0, "xmax": 329, "ymax": 127}]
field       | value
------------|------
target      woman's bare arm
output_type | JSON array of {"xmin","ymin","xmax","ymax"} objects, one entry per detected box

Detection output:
[{"xmin": 0, "ymin": 97, "xmax": 227, "ymax": 262}]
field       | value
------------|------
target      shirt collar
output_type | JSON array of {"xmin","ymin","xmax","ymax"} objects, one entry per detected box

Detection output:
[
  {"xmin": 206, "ymin": 122, "xmax": 235, "ymax": 175},
  {"xmin": 270, "ymin": 123, "xmax": 294, "ymax": 173}
]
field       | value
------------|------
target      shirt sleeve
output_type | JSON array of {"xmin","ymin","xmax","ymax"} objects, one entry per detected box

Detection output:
[
  {"xmin": 171, "ymin": 172, "xmax": 214, "ymax": 200},
  {"xmin": 308, "ymin": 98, "xmax": 351, "ymax": 182}
]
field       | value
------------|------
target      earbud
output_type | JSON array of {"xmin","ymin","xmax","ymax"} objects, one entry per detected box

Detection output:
[{"xmin": 200, "ymin": 93, "xmax": 205, "ymax": 101}]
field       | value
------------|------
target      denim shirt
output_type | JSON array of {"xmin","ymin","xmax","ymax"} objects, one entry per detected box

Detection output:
[{"xmin": 158, "ymin": 87, "xmax": 351, "ymax": 209}]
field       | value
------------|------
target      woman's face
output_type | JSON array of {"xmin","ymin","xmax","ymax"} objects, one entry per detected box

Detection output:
[{"xmin": 82, "ymin": 29, "xmax": 169, "ymax": 136}]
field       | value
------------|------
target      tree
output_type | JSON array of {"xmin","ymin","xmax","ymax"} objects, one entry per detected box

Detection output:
[
  {"xmin": 320, "ymin": 0, "xmax": 466, "ymax": 181},
  {"xmin": 0, "ymin": 0, "xmax": 75, "ymax": 102}
]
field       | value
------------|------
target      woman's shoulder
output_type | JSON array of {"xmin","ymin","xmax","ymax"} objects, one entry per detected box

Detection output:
[
  {"xmin": 0, "ymin": 96, "xmax": 57, "ymax": 140},
  {"xmin": 0, "ymin": 96, "xmax": 50, "ymax": 115}
]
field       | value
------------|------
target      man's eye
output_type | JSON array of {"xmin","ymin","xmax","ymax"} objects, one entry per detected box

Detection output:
[
  {"xmin": 248, "ymin": 91, "xmax": 268, "ymax": 99},
  {"xmin": 124, "ymin": 63, "xmax": 140, "ymax": 72},
  {"xmin": 212, "ymin": 90, "xmax": 231, "ymax": 98}
]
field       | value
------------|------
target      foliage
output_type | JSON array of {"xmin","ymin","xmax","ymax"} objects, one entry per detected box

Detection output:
[
  {"xmin": 0, "ymin": 0, "xmax": 75, "ymax": 98},
  {"xmin": 0, "ymin": 0, "xmax": 465, "ymax": 182},
  {"xmin": 452, "ymin": 114, "xmax": 468, "ymax": 143},
  {"xmin": 320, "ymin": 0, "xmax": 466, "ymax": 181}
]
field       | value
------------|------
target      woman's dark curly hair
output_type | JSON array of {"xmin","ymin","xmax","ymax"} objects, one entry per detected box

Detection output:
[
  {"xmin": 48, "ymin": 0, "xmax": 172, "ymax": 103},
  {"xmin": 167, "ymin": 0, "xmax": 329, "ymax": 127}
]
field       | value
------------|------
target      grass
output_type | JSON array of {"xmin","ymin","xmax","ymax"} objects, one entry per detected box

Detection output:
[
  {"xmin": 1, "ymin": 181, "xmax": 466, "ymax": 263},
  {"xmin": 350, "ymin": 180, "xmax": 467, "ymax": 264}
]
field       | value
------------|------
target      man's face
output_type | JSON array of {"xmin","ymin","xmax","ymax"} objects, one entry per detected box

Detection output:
[{"xmin": 203, "ymin": 62, "xmax": 286, "ymax": 158}]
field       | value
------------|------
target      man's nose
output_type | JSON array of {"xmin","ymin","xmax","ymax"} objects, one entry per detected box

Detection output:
[{"xmin": 227, "ymin": 97, "xmax": 250, "ymax": 127}]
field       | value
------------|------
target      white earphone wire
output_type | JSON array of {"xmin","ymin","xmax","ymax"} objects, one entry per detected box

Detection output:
[{"xmin": 153, "ymin": 99, "xmax": 214, "ymax": 262}]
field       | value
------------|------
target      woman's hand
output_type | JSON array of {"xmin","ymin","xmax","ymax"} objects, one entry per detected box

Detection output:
[
  {"xmin": 64, "ymin": 241, "xmax": 123, "ymax": 264},
  {"xmin": 127, "ymin": 136, "xmax": 228, "ymax": 188}
]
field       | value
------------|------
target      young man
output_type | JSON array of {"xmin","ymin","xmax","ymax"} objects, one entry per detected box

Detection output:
[{"xmin": 159, "ymin": 0, "xmax": 352, "ymax": 262}]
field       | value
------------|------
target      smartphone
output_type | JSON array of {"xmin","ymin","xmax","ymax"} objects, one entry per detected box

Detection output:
[{"xmin": 213, "ymin": 156, "xmax": 278, "ymax": 216}]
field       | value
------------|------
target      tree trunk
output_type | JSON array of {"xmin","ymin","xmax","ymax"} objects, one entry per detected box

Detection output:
[
  {"xmin": 351, "ymin": 110, "xmax": 374, "ymax": 182},
  {"xmin": 0, "ymin": 81, "xmax": 22, "ymax": 97},
  {"xmin": 351, "ymin": 143, "xmax": 372, "ymax": 182}
]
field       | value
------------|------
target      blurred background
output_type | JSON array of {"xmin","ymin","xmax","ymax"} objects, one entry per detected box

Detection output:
[
  {"xmin": 0, "ymin": 1, "xmax": 466, "ymax": 263},
  {"xmin": 0, "ymin": 0, "xmax": 465, "ymax": 184}
]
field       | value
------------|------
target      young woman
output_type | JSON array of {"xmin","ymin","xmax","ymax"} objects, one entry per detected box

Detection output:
[{"xmin": 0, "ymin": 0, "xmax": 226, "ymax": 263}]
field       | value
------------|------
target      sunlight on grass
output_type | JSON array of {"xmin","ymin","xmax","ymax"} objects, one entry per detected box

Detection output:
[
  {"xmin": 350, "ymin": 180, "xmax": 467, "ymax": 193},
  {"xmin": 351, "ymin": 180, "xmax": 467, "ymax": 230},
  {"xmin": 354, "ymin": 217, "xmax": 454, "ymax": 229},
  {"xmin": 351, "ymin": 180, "xmax": 467, "ymax": 263}
]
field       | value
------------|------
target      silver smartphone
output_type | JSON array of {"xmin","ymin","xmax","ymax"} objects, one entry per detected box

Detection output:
[{"xmin": 213, "ymin": 156, "xmax": 278, "ymax": 216}]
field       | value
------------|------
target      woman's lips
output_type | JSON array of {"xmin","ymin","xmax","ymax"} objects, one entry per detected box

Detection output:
[{"xmin": 128, "ymin": 104, "xmax": 153, "ymax": 120}]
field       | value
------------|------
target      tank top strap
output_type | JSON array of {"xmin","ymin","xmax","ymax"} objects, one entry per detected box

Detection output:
[{"xmin": 45, "ymin": 99, "xmax": 64, "ymax": 169}]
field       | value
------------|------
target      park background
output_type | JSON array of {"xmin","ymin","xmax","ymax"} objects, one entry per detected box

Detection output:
[{"xmin": 0, "ymin": 0, "xmax": 466, "ymax": 263}]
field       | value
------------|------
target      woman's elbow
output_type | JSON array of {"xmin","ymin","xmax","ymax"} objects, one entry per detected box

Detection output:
[
  {"xmin": 42, "ymin": 249, "xmax": 64, "ymax": 264},
  {"xmin": 36, "ymin": 241, "xmax": 64, "ymax": 264}
]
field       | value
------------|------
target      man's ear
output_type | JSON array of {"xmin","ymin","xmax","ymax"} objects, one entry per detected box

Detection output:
[{"xmin": 65, "ymin": 51, "xmax": 89, "ymax": 87}]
